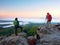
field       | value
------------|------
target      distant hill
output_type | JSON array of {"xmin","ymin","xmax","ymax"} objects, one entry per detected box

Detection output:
[{"xmin": 0, "ymin": 20, "xmax": 23, "ymax": 22}]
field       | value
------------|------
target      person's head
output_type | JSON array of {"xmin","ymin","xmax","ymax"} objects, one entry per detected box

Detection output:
[
  {"xmin": 47, "ymin": 12, "xmax": 50, "ymax": 15},
  {"xmin": 15, "ymin": 18, "xmax": 18, "ymax": 20},
  {"xmin": 37, "ymin": 27, "xmax": 41, "ymax": 31}
]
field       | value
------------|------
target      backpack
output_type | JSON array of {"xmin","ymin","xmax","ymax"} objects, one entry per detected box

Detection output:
[{"xmin": 14, "ymin": 20, "xmax": 19, "ymax": 26}]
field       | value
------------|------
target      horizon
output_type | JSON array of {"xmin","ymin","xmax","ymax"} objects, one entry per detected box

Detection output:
[
  {"xmin": 0, "ymin": 0, "xmax": 60, "ymax": 19},
  {"xmin": 0, "ymin": 18, "xmax": 60, "ymax": 23}
]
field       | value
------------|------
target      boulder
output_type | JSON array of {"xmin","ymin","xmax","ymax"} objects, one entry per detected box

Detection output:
[
  {"xmin": 17, "ymin": 36, "xmax": 28, "ymax": 45},
  {"xmin": 18, "ymin": 32, "xmax": 27, "ymax": 37}
]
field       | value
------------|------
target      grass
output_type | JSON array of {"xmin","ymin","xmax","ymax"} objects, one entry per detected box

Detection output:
[
  {"xmin": 0, "ymin": 27, "xmax": 14, "ymax": 36},
  {"xmin": 23, "ymin": 25, "xmax": 38, "ymax": 36}
]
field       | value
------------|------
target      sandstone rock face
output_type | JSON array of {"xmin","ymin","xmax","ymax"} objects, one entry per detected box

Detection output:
[
  {"xmin": 17, "ymin": 36, "xmax": 28, "ymax": 45},
  {"xmin": 0, "ymin": 32, "xmax": 28, "ymax": 45},
  {"xmin": 37, "ymin": 25, "xmax": 60, "ymax": 45}
]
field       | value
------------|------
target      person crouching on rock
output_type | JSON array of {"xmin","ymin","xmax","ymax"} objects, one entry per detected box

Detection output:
[
  {"xmin": 46, "ymin": 12, "xmax": 52, "ymax": 28},
  {"xmin": 36, "ymin": 27, "xmax": 41, "ymax": 42},
  {"xmin": 13, "ymin": 18, "xmax": 23, "ymax": 36}
]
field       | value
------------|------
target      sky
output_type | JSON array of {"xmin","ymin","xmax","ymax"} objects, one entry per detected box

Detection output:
[{"xmin": 0, "ymin": 0, "xmax": 60, "ymax": 19}]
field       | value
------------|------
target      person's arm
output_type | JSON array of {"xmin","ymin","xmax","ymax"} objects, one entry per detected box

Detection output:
[
  {"xmin": 46, "ymin": 15, "xmax": 48, "ymax": 19},
  {"xmin": 37, "ymin": 31, "xmax": 40, "ymax": 35},
  {"xmin": 17, "ymin": 21, "xmax": 19, "ymax": 26},
  {"xmin": 13, "ymin": 21, "xmax": 15, "ymax": 26}
]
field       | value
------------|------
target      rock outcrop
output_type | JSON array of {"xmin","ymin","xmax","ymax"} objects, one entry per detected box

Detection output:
[
  {"xmin": 37, "ymin": 25, "xmax": 60, "ymax": 45},
  {"xmin": 0, "ymin": 32, "xmax": 28, "ymax": 45}
]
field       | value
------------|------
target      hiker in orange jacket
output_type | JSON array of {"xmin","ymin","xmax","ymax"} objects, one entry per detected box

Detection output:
[{"xmin": 46, "ymin": 12, "xmax": 52, "ymax": 28}]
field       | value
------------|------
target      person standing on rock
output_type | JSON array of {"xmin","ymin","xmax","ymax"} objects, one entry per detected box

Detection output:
[
  {"xmin": 46, "ymin": 12, "xmax": 52, "ymax": 28},
  {"xmin": 13, "ymin": 18, "xmax": 23, "ymax": 36}
]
